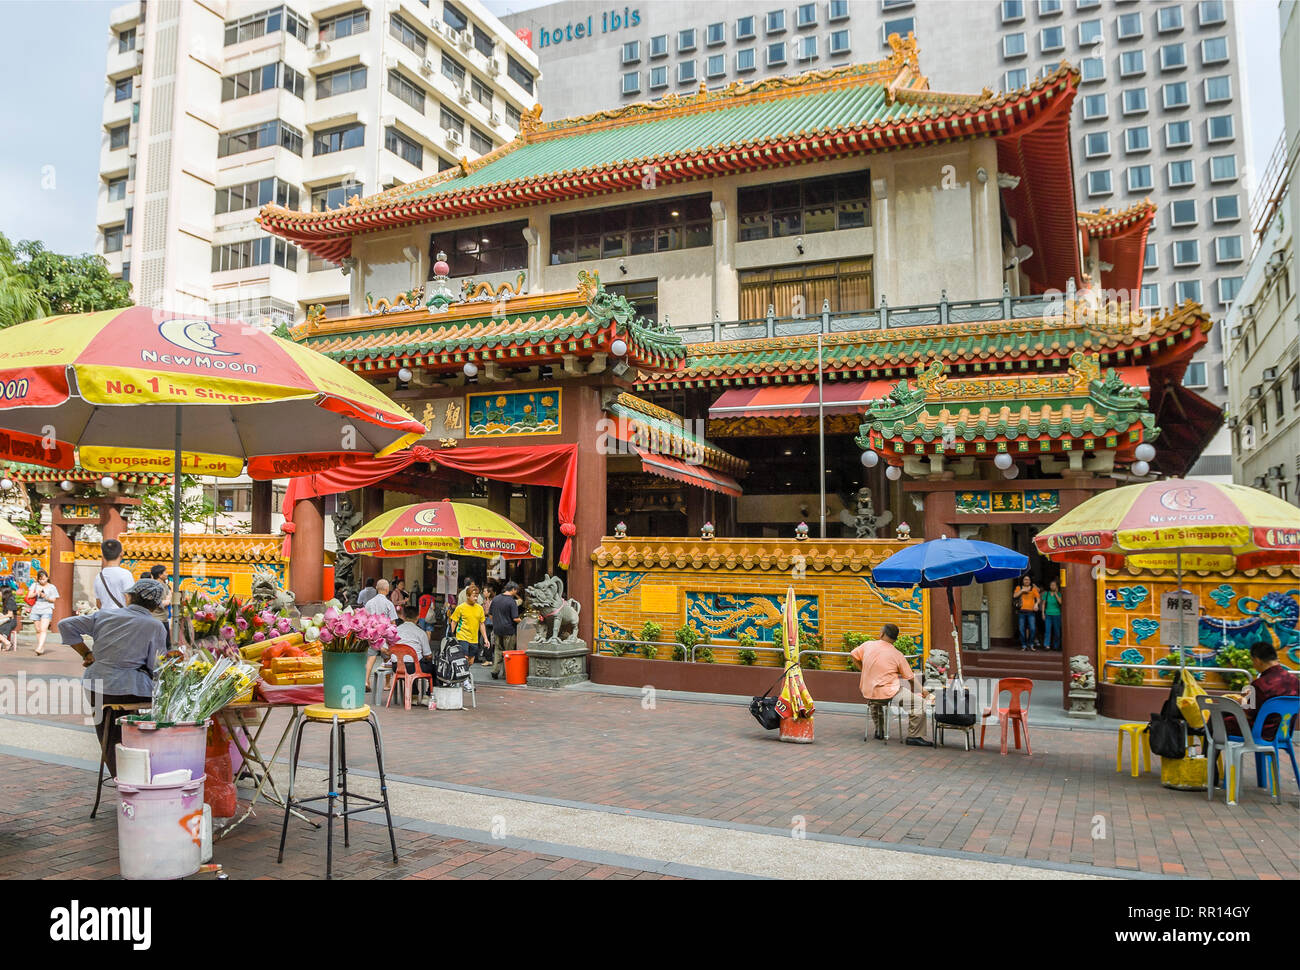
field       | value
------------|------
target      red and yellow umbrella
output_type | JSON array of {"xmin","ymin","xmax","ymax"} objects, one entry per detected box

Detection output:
[
  {"xmin": 343, "ymin": 501, "xmax": 543, "ymax": 560},
  {"xmin": 0, "ymin": 307, "xmax": 424, "ymax": 477},
  {"xmin": 1034, "ymin": 478, "xmax": 1300, "ymax": 572},
  {"xmin": 0, "ymin": 518, "xmax": 29, "ymax": 554}
]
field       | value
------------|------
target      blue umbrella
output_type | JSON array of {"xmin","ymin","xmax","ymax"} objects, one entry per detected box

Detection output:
[{"xmin": 872, "ymin": 536, "xmax": 1028, "ymax": 681}]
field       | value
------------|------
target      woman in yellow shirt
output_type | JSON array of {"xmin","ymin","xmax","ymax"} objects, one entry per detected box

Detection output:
[{"xmin": 449, "ymin": 585, "xmax": 490, "ymax": 667}]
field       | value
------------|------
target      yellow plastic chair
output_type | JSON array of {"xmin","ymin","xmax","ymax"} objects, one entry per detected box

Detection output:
[{"xmin": 1116, "ymin": 722, "xmax": 1151, "ymax": 776}]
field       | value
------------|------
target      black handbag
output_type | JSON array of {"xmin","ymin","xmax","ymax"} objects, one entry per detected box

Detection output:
[
  {"xmin": 1148, "ymin": 681, "xmax": 1187, "ymax": 759},
  {"xmin": 934, "ymin": 682, "xmax": 977, "ymax": 727},
  {"xmin": 749, "ymin": 665, "xmax": 793, "ymax": 731}
]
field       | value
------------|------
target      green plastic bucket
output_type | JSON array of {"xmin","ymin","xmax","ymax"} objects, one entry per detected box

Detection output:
[{"xmin": 322, "ymin": 651, "xmax": 368, "ymax": 709}]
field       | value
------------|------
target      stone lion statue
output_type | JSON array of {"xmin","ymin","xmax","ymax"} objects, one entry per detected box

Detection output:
[
  {"xmin": 250, "ymin": 569, "xmax": 296, "ymax": 614},
  {"xmin": 526, "ymin": 574, "xmax": 582, "ymax": 643},
  {"xmin": 924, "ymin": 647, "xmax": 951, "ymax": 689},
  {"xmin": 1069, "ymin": 654, "xmax": 1096, "ymax": 692}
]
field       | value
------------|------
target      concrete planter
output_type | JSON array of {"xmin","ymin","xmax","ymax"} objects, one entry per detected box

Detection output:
[{"xmin": 589, "ymin": 655, "xmax": 867, "ymax": 704}]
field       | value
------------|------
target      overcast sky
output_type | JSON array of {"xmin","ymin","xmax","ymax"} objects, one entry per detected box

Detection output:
[{"xmin": 0, "ymin": 0, "xmax": 1286, "ymax": 256}]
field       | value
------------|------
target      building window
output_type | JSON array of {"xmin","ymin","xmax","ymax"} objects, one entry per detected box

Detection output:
[
  {"xmin": 606, "ymin": 279, "xmax": 659, "ymax": 323},
  {"xmin": 505, "ymin": 104, "xmax": 521, "ymax": 130},
  {"xmin": 649, "ymin": 65, "xmax": 668, "ymax": 88},
  {"xmin": 736, "ymin": 48, "xmax": 757, "ymax": 71},
  {"xmin": 506, "ymin": 54, "xmax": 533, "ymax": 95},
  {"xmin": 1140, "ymin": 283, "xmax": 1160, "ymax": 308},
  {"xmin": 1040, "ymin": 25, "xmax": 1064, "ymax": 52},
  {"xmin": 1124, "ymin": 125, "xmax": 1150, "ymax": 153},
  {"xmin": 441, "ymin": 53, "xmax": 466, "ymax": 87},
  {"xmin": 316, "ymin": 64, "xmax": 366, "ymax": 99},
  {"xmin": 1080, "ymin": 56, "xmax": 1104, "ymax": 82},
  {"xmin": 1214, "ymin": 235, "xmax": 1243, "ymax": 263},
  {"xmin": 1157, "ymin": 5, "xmax": 1183, "ymax": 31},
  {"xmin": 1086, "ymin": 170, "xmax": 1112, "ymax": 196},
  {"xmin": 1084, "ymin": 131, "xmax": 1110, "ymax": 157},
  {"xmin": 1038, "ymin": 0, "xmax": 1062, "ymax": 14},
  {"xmin": 114, "ymin": 77, "xmax": 133, "ymax": 102},
  {"xmin": 473, "ymin": 25, "xmax": 494, "ymax": 58},
  {"xmin": 309, "ymin": 180, "xmax": 362, "ymax": 212},
  {"xmin": 796, "ymin": 35, "xmax": 818, "ymax": 60},
  {"xmin": 1002, "ymin": 0, "xmax": 1025, "ymax": 23},
  {"xmin": 1174, "ymin": 279, "xmax": 1202, "ymax": 304},
  {"xmin": 1198, "ymin": 0, "xmax": 1226, "ymax": 26},
  {"xmin": 1165, "ymin": 120, "xmax": 1192, "ymax": 148},
  {"xmin": 1206, "ymin": 114, "xmax": 1235, "ymax": 142},
  {"xmin": 679, "ymin": 27, "xmax": 697, "ymax": 51},
  {"xmin": 1121, "ymin": 88, "xmax": 1147, "ymax": 114},
  {"xmin": 440, "ymin": 106, "xmax": 464, "ymax": 137},
  {"xmin": 739, "ymin": 257, "xmax": 873, "ymax": 318},
  {"xmin": 1004, "ymin": 68, "xmax": 1028, "ymax": 89},
  {"xmin": 549, "ymin": 195, "xmax": 711, "ymax": 265},
  {"xmin": 384, "ymin": 126, "xmax": 422, "ymax": 168},
  {"xmin": 707, "ymin": 22, "xmax": 726, "ymax": 45},
  {"xmin": 211, "ymin": 237, "xmax": 298, "ymax": 272},
  {"xmin": 796, "ymin": 3, "xmax": 818, "ymax": 28},
  {"xmin": 882, "ymin": 17, "xmax": 914, "ymax": 43},
  {"xmin": 313, "ymin": 122, "xmax": 364, "ymax": 155},
  {"xmin": 1184, "ymin": 361, "xmax": 1207, "ymax": 388},
  {"xmin": 1116, "ymin": 11, "xmax": 1143, "ymax": 39},
  {"xmin": 389, "ymin": 13, "xmax": 426, "ymax": 56},
  {"xmin": 677, "ymin": 60, "xmax": 696, "ymax": 83},
  {"xmin": 224, "ymin": 5, "xmax": 310, "ymax": 46},
  {"xmin": 106, "ymin": 176, "xmax": 127, "ymax": 202},
  {"xmin": 1170, "ymin": 199, "xmax": 1198, "ymax": 225},
  {"xmin": 1077, "ymin": 19, "xmax": 1102, "ymax": 45},
  {"xmin": 1161, "ymin": 82, "xmax": 1188, "ymax": 108},
  {"xmin": 1082, "ymin": 92, "xmax": 1108, "ymax": 119},
  {"xmin": 109, "ymin": 123, "xmax": 129, "ymax": 149},
  {"xmin": 1217, "ymin": 276, "xmax": 1242, "ymax": 304},
  {"xmin": 442, "ymin": 2, "xmax": 467, "ymax": 32},
  {"xmin": 707, "ymin": 53, "xmax": 727, "ymax": 76},
  {"xmin": 766, "ymin": 9, "xmax": 786, "ymax": 33},
  {"xmin": 1126, "ymin": 164, "xmax": 1153, "ymax": 191},
  {"xmin": 1200, "ymin": 36, "xmax": 1229, "ymax": 65},
  {"xmin": 650, "ymin": 34, "xmax": 668, "ymax": 57},
  {"xmin": 467, "ymin": 127, "xmax": 491, "ymax": 155},
  {"xmin": 218, "ymin": 177, "xmax": 299, "ymax": 214},
  {"xmin": 1212, "ymin": 194, "xmax": 1240, "ymax": 222},
  {"xmin": 469, "ymin": 75, "xmax": 492, "ymax": 109},
  {"xmin": 1173, "ymin": 239, "xmax": 1199, "ymax": 266},
  {"xmin": 1003, "ymin": 33, "xmax": 1027, "ymax": 57},
  {"xmin": 1159, "ymin": 43, "xmax": 1185, "ymax": 70},
  {"xmin": 1077, "ymin": 0, "xmax": 1100, "ymax": 8},
  {"xmin": 766, "ymin": 41, "xmax": 786, "ymax": 65},
  {"xmin": 738, "ymin": 171, "xmax": 869, "ymax": 241},
  {"xmin": 104, "ymin": 225, "xmax": 124, "ymax": 253},
  {"xmin": 218, "ymin": 120, "xmax": 304, "ymax": 157},
  {"xmin": 1204, "ymin": 75, "xmax": 1232, "ymax": 103},
  {"xmin": 828, "ymin": 29, "xmax": 850, "ymax": 54},
  {"xmin": 829, "ymin": 0, "xmax": 850, "ymax": 21},
  {"xmin": 1119, "ymin": 50, "xmax": 1145, "ymax": 76},
  {"xmin": 622, "ymin": 70, "xmax": 640, "ymax": 95},
  {"xmin": 318, "ymin": 8, "xmax": 369, "ymax": 43},
  {"xmin": 118, "ymin": 27, "xmax": 136, "ymax": 52},
  {"xmin": 736, "ymin": 16, "xmax": 756, "ymax": 40},
  {"xmin": 1144, "ymin": 240, "xmax": 1158, "ymax": 268},
  {"xmin": 1210, "ymin": 154, "xmax": 1237, "ymax": 182},
  {"xmin": 621, "ymin": 40, "xmax": 640, "ymax": 64}
]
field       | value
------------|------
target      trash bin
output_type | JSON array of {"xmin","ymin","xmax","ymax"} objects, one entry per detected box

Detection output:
[
  {"xmin": 120, "ymin": 718, "xmax": 210, "ymax": 780},
  {"xmin": 117, "ymin": 775, "xmax": 206, "ymax": 880},
  {"xmin": 503, "ymin": 650, "xmax": 528, "ymax": 685}
]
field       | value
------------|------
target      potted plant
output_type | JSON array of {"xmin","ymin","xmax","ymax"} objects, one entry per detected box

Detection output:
[
  {"xmin": 738, "ymin": 632, "xmax": 759, "ymax": 666},
  {"xmin": 673, "ymin": 624, "xmax": 700, "ymax": 662},
  {"xmin": 638, "ymin": 621, "xmax": 662, "ymax": 660},
  {"xmin": 1114, "ymin": 666, "xmax": 1145, "ymax": 686},
  {"xmin": 317, "ymin": 607, "xmax": 400, "ymax": 709}
]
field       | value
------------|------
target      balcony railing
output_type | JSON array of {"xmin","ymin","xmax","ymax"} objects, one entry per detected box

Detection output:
[{"xmin": 672, "ymin": 285, "xmax": 1069, "ymax": 345}]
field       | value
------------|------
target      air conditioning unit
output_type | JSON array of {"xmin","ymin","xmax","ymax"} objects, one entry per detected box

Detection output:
[
  {"xmin": 446, "ymin": 128, "xmax": 463, "ymax": 146},
  {"xmin": 1226, "ymin": 416, "xmax": 1239, "ymax": 428},
  {"xmin": 420, "ymin": 58, "xmax": 435, "ymax": 75},
  {"xmin": 487, "ymin": 58, "xmax": 501, "ymax": 76},
  {"xmin": 1249, "ymin": 384, "xmax": 1264, "ymax": 399},
  {"xmin": 490, "ymin": 112, "xmax": 502, "ymax": 126},
  {"xmin": 1268, "ymin": 464, "xmax": 1286, "ymax": 479},
  {"xmin": 458, "ymin": 86, "xmax": 473, "ymax": 104},
  {"xmin": 1262, "ymin": 366, "xmax": 1279, "ymax": 382},
  {"xmin": 313, "ymin": 41, "xmax": 330, "ymax": 56},
  {"xmin": 458, "ymin": 30, "xmax": 472, "ymax": 51},
  {"xmin": 383, "ymin": 54, "xmax": 398, "ymax": 71},
  {"xmin": 1253, "ymin": 476, "xmax": 1268, "ymax": 488}
]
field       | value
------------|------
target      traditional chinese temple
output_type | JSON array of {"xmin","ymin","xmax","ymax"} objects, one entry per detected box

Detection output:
[{"xmin": 260, "ymin": 37, "xmax": 1224, "ymax": 687}]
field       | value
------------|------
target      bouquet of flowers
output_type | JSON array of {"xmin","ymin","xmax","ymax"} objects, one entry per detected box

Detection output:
[
  {"xmin": 151, "ymin": 647, "xmax": 258, "ymax": 723},
  {"xmin": 212, "ymin": 596, "xmax": 295, "ymax": 652},
  {"xmin": 182, "ymin": 590, "xmax": 225, "ymax": 640},
  {"xmin": 317, "ymin": 606, "xmax": 400, "ymax": 654}
]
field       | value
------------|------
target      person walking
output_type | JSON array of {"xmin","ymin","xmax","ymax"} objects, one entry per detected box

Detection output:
[
  {"xmin": 1040, "ymin": 579, "xmax": 1063, "ymax": 651},
  {"xmin": 93, "ymin": 539, "xmax": 135, "ymax": 611},
  {"xmin": 356, "ymin": 577, "xmax": 378, "ymax": 608},
  {"xmin": 850, "ymin": 623, "xmax": 933, "ymax": 745},
  {"xmin": 448, "ymin": 584, "xmax": 490, "ymax": 693},
  {"xmin": 28, "ymin": 569, "xmax": 58, "ymax": 655},
  {"xmin": 390, "ymin": 579, "xmax": 408, "ymax": 613},
  {"xmin": 1013, "ymin": 575, "xmax": 1040, "ymax": 651},
  {"xmin": 487, "ymin": 582, "xmax": 521, "ymax": 680}
]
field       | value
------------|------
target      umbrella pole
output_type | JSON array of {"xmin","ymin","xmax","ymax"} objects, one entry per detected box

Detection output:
[
  {"xmin": 1177, "ymin": 551, "xmax": 1185, "ymax": 670},
  {"xmin": 947, "ymin": 586, "xmax": 963, "ymax": 683},
  {"xmin": 172, "ymin": 405, "xmax": 182, "ymax": 644}
]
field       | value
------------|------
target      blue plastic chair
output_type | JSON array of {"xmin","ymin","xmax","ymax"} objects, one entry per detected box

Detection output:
[{"xmin": 1250, "ymin": 695, "xmax": 1298, "ymax": 793}]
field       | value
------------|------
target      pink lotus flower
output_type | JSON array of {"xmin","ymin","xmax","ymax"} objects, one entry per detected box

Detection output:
[{"xmin": 252, "ymin": 631, "xmax": 265, "ymax": 642}]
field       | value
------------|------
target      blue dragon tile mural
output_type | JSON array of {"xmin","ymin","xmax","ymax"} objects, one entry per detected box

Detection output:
[{"xmin": 596, "ymin": 570, "xmax": 647, "ymax": 603}]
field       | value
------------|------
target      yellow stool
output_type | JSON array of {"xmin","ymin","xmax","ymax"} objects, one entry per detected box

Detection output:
[
  {"xmin": 277, "ymin": 703, "xmax": 397, "ymax": 879},
  {"xmin": 1116, "ymin": 723, "xmax": 1151, "ymax": 777}
]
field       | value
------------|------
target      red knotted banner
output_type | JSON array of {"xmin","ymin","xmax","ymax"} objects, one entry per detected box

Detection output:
[{"xmin": 280, "ymin": 444, "xmax": 578, "ymax": 566}]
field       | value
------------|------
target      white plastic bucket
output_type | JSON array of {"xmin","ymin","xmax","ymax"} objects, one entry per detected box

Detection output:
[
  {"xmin": 116, "ymin": 775, "xmax": 206, "ymax": 880},
  {"xmin": 431, "ymin": 686, "xmax": 463, "ymax": 710}
]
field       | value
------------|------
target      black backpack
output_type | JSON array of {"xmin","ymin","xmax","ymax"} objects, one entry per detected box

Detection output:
[
  {"xmin": 749, "ymin": 665, "xmax": 794, "ymax": 731},
  {"xmin": 1148, "ymin": 680, "xmax": 1187, "ymax": 759},
  {"xmin": 435, "ymin": 638, "xmax": 470, "ymax": 686}
]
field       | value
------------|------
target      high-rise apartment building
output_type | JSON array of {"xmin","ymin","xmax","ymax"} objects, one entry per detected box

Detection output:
[
  {"xmin": 96, "ymin": 0, "xmax": 539, "ymax": 328},
  {"xmin": 505, "ymin": 0, "xmax": 1250, "ymax": 479}
]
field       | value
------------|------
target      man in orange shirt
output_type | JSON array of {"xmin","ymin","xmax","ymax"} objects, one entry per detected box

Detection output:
[{"xmin": 850, "ymin": 623, "xmax": 933, "ymax": 746}]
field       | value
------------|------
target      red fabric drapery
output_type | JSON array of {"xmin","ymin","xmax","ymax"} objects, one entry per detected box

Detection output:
[{"xmin": 280, "ymin": 443, "xmax": 578, "ymax": 566}]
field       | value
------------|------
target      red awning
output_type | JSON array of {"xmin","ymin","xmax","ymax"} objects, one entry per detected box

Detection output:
[
  {"xmin": 636, "ymin": 448, "xmax": 743, "ymax": 497},
  {"xmin": 709, "ymin": 381, "xmax": 892, "ymax": 418}
]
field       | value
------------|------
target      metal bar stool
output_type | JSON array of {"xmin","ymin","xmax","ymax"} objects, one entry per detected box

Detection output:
[{"xmin": 276, "ymin": 704, "xmax": 398, "ymax": 880}]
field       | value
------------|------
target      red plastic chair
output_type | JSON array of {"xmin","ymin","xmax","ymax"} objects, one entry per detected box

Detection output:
[
  {"xmin": 385, "ymin": 644, "xmax": 432, "ymax": 710},
  {"xmin": 980, "ymin": 677, "xmax": 1033, "ymax": 755}
]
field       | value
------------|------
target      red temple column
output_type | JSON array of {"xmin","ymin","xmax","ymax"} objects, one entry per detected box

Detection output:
[
  {"xmin": 49, "ymin": 524, "xmax": 74, "ymax": 623},
  {"xmin": 571, "ymin": 385, "xmax": 606, "ymax": 645},
  {"xmin": 101, "ymin": 502, "xmax": 127, "ymax": 542},
  {"xmin": 290, "ymin": 497, "xmax": 325, "ymax": 605},
  {"xmin": 1058, "ymin": 475, "xmax": 1107, "ymax": 709}
]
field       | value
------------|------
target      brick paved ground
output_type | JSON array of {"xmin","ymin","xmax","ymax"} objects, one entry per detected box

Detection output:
[
  {"xmin": 2, "ymin": 645, "xmax": 1297, "ymax": 879},
  {"xmin": 0, "ymin": 752, "xmax": 674, "ymax": 880}
]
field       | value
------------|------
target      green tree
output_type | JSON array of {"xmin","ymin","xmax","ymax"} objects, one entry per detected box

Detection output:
[
  {"xmin": 11, "ymin": 237, "xmax": 132, "ymax": 317},
  {"xmin": 130, "ymin": 475, "xmax": 215, "ymax": 533},
  {"xmin": 0, "ymin": 235, "xmax": 49, "ymax": 328}
]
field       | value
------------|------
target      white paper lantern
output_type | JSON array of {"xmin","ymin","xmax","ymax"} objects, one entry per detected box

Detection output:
[
  {"xmin": 463, "ymin": 362, "xmax": 478, "ymax": 378},
  {"xmin": 0, "ymin": 478, "xmax": 11, "ymax": 491},
  {"xmin": 397, "ymin": 366, "xmax": 413, "ymax": 383},
  {"xmin": 100, "ymin": 476, "xmax": 115, "ymax": 489},
  {"xmin": 59, "ymin": 480, "xmax": 74, "ymax": 491},
  {"xmin": 1132, "ymin": 460, "xmax": 1150, "ymax": 477},
  {"xmin": 860, "ymin": 450, "xmax": 879, "ymax": 468},
  {"xmin": 1002, "ymin": 464, "xmax": 1020, "ymax": 480},
  {"xmin": 885, "ymin": 465, "xmax": 902, "ymax": 481},
  {"xmin": 610, "ymin": 339, "xmax": 628, "ymax": 357},
  {"xmin": 993, "ymin": 452, "xmax": 1013, "ymax": 470},
  {"xmin": 1134, "ymin": 443, "xmax": 1156, "ymax": 463}
]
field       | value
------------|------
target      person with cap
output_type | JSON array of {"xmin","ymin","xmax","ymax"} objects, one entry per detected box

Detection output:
[{"xmin": 58, "ymin": 578, "xmax": 170, "ymax": 775}]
